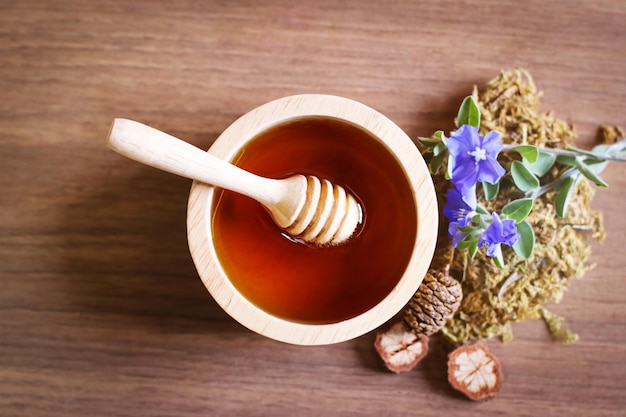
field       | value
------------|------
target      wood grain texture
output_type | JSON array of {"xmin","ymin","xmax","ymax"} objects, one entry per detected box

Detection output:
[{"xmin": 1, "ymin": 0, "xmax": 625, "ymax": 416}]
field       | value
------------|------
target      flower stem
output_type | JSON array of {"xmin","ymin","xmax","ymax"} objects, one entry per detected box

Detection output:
[
  {"xmin": 528, "ymin": 167, "xmax": 578, "ymax": 199},
  {"xmin": 502, "ymin": 144, "xmax": 626, "ymax": 162}
]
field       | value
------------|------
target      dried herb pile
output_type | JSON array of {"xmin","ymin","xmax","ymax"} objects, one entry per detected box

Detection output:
[
  {"xmin": 439, "ymin": 69, "xmax": 606, "ymax": 344},
  {"xmin": 374, "ymin": 68, "xmax": 625, "ymax": 400}
]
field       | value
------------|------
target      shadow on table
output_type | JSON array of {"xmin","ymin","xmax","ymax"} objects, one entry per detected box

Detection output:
[{"xmin": 56, "ymin": 134, "xmax": 244, "ymax": 336}]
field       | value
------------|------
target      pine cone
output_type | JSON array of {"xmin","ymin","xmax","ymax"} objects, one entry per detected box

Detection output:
[{"xmin": 403, "ymin": 268, "xmax": 462, "ymax": 337}]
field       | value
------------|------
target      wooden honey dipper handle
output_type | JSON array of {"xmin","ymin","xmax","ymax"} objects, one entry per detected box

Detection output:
[{"xmin": 107, "ymin": 119, "xmax": 359, "ymax": 245}]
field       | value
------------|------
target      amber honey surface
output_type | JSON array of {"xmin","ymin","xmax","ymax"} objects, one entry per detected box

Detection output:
[{"xmin": 211, "ymin": 117, "xmax": 417, "ymax": 324}]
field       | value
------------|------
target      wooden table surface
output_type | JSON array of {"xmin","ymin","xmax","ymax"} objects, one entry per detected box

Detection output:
[{"xmin": 2, "ymin": 1, "xmax": 625, "ymax": 416}]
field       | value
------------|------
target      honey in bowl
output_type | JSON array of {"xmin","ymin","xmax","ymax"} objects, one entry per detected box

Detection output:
[{"xmin": 211, "ymin": 117, "xmax": 417, "ymax": 324}]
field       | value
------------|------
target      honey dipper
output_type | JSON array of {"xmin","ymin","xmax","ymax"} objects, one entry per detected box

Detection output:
[{"xmin": 107, "ymin": 119, "xmax": 362, "ymax": 245}]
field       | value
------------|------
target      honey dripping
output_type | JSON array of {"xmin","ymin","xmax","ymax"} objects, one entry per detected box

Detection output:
[{"xmin": 212, "ymin": 117, "xmax": 417, "ymax": 324}]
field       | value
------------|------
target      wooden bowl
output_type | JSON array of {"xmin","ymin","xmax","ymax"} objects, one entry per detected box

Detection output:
[{"xmin": 187, "ymin": 94, "xmax": 438, "ymax": 345}]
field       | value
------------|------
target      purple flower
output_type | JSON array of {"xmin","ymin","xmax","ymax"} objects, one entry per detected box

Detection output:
[
  {"xmin": 478, "ymin": 213, "xmax": 520, "ymax": 257},
  {"xmin": 447, "ymin": 125, "xmax": 506, "ymax": 198},
  {"xmin": 444, "ymin": 187, "xmax": 476, "ymax": 227},
  {"xmin": 448, "ymin": 221, "xmax": 467, "ymax": 248}
]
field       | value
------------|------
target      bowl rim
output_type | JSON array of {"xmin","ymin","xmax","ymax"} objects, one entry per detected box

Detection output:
[{"xmin": 187, "ymin": 94, "xmax": 438, "ymax": 345}]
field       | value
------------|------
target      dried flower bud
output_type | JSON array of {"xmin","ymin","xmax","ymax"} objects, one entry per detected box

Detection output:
[
  {"xmin": 374, "ymin": 321, "xmax": 429, "ymax": 373},
  {"xmin": 597, "ymin": 125, "xmax": 624, "ymax": 144},
  {"xmin": 403, "ymin": 268, "xmax": 462, "ymax": 337},
  {"xmin": 447, "ymin": 343, "xmax": 502, "ymax": 401}
]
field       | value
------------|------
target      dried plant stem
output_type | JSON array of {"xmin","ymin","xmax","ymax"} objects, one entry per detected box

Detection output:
[{"xmin": 528, "ymin": 167, "xmax": 578, "ymax": 199}]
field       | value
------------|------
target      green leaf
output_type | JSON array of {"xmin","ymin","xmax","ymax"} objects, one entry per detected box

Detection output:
[
  {"xmin": 457, "ymin": 96, "xmax": 481, "ymax": 128},
  {"xmin": 418, "ymin": 137, "xmax": 441, "ymax": 148},
  {"xmin": 456, "ymin": 233, "xmax": 474, "ymax": 251},
  {"xmin": 433, "ymin": 141, "xmax": 447, "ymax": 156},
  {"xmin": 513, "ymin": 220, "xmax": 535, "ymax": 259},
  {"xmin": 556, "ymin": 154, "xmax": 578, "ymax": 167},
  {"xmin": 554, "ymin": 175, "xmax": 577, "ymax": 217},
  {"xmin": 456, "ymin": 241, "xmax": 470, "ymax": 251},
  {"xmin": 475, "ymin": 205, "xmax": 489, "ymax": 215},
  {"xmin": 418, "ymin": 131, "xmax": 447, "ymax": 150},
  {"xmin": 429, "ymin": 151, "xmax": 446, "ymax": 174},
  {"xmin": 510, "ymin": 160, "xmax": 540, "ymax": 192},
  {"xmin": 582, "ymin": 158, "xmax": 609, "ymax": 176},
  {"xmin": 592, "ymin": 139, "xmax": 626, "ymax": 158},
  {"xmin": 575, "ymin": 159, "xmax": 608, "ymax": 187},
  {"xmin": 422, "ymin": 150, "xmax": 434, "ymax": 164},
  {"xmin": 513, "ymin": 145, "xmax": 539, "ymax": 163},
  {"xmin": 523, "ymin": 151, "xmax": 557, "ymax": 177},
  {"xmin": 468, "ymin": 239, "xmax": 478, "ymax": 259},
  {"xmin": 482, "ymin": 181, "xmax": 500, "ymax": 201},
  {"xmin": 501, "ymin": 198, "xmax": 534, "ymax": 223}
]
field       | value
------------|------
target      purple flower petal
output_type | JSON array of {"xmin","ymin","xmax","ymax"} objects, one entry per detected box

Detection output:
[
  {"xmin": 461, "ymin": 184, "xmax": 477, "ymax": 208},
  {"xmin": 444, "ymin": 187, "xmax": 476, "ymax": 227},
  {"xmin": 485, "ymin": 242, "xmax": 500, "ymax": 257},
  {"xmin": 477, "ymin": 157, "xmax": 506, "ymax": 184},
  {"xmin": 451, "ymin": 159, "xmax": 479, "ymax": 192},
  {"xmin": 478, "ymin": 213, "xmax": 519, "ymax": 257},
  {"xmin": 448, "ymin": 221, "xmax": 466, "ymax": 248},
  {"xmin": 500, "ymin": 218, "xmax": 520, "ymax": 246},
  {"xmin": 481, "ymin": 130, "xmax": 503, "ymax": 154},
  {"xmin": 447, "ymin": 125, "xmax": 479, "ymax": 157}
]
